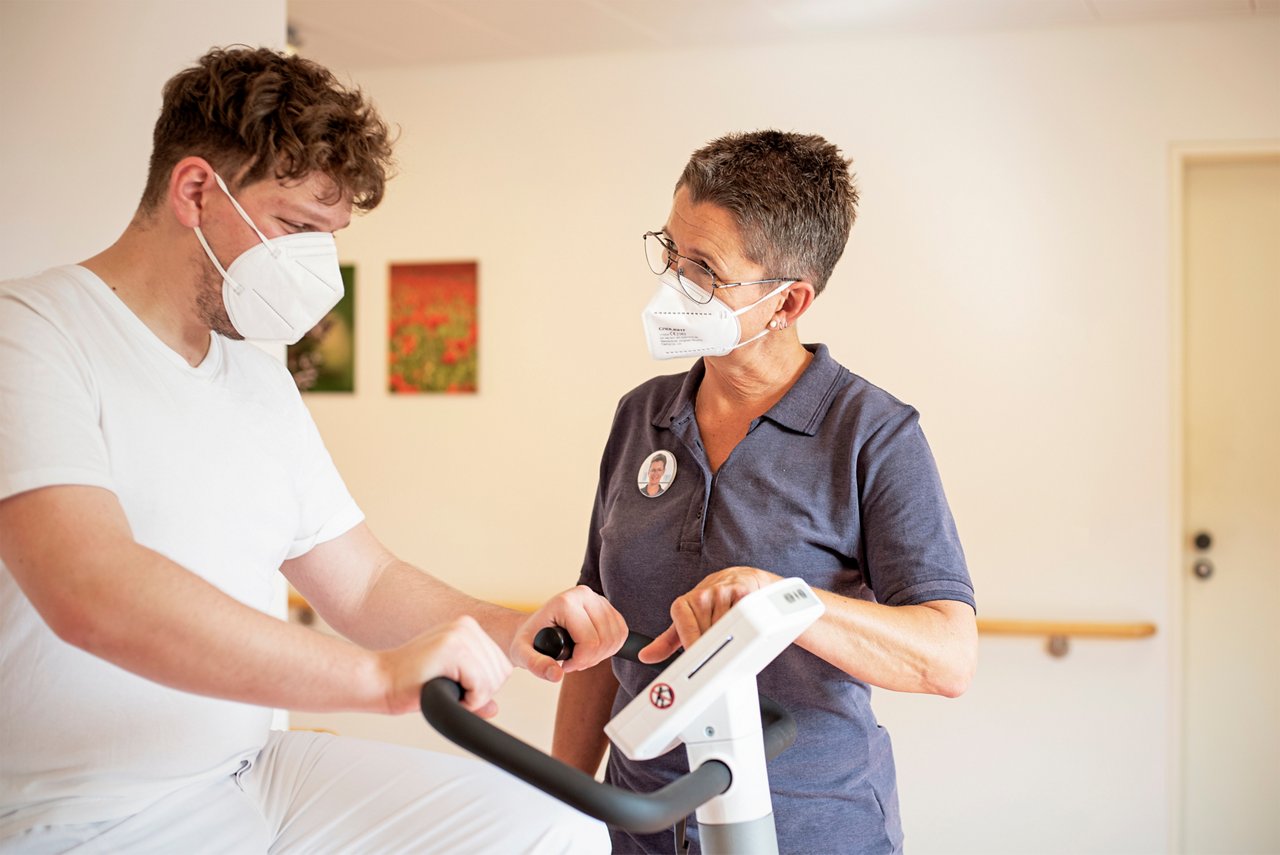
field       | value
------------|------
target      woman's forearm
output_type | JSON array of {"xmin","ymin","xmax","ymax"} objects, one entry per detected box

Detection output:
[
  {"xmin": 552, "ymin": 662, "xmax": 619, "ymax": 775},
  {"xmin": 800, "ymin": 591, "xmax": 977, "ymax": 697}
]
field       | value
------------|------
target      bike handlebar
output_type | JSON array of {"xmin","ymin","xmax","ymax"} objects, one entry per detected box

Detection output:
[
  {"xmin": 419, "ymin": 630, "xmax": 797, "ymax": 834},
  {"xmin": 421, "ymin": 678, "xmax": 731, "ymax": 832}
]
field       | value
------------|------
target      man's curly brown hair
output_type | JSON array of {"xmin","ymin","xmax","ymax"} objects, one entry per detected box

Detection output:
[{"xmin": 140, "ymin": 46, "xmax": 395, "ymax": 214}]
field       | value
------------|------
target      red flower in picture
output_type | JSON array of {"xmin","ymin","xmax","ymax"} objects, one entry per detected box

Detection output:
[{"xmin": 388, "ymin": 262, "xmax": 479, "ymax": 394}]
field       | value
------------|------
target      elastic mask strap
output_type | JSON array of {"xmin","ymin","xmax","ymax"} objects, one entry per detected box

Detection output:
[
  {"xmin": 727, "ymin": 280, "xmax": 797, "ymax": 352},
  {"xmin": 193, "ymin": 226, "xmax": 234, "ymax": 283},
  {"xmin": 212, "ymin": 172, "xmax": 277, "ymax": 255},
  {"xmin": 730, "ymin": 327, "xmax": 771, "ymax": 351},
  {"xmin": 730, "ymin": 279, "xmax": 796, "ymax": 318}
]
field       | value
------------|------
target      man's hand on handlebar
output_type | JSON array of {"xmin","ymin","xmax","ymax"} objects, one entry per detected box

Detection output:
[
  {"xmin": 511, "ymin": 586, "xmax": 628, "ymax": 682},
  {"xmin": 379, "ymin": 615, "xmax": 512, "ymax": 717}
]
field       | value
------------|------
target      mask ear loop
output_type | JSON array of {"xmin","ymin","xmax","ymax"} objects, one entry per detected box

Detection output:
[
  {"xmin": 728, "ymin": 280, "xmax": 797, "ymax": 352},
  {"xmin": 212, "ymin": 172, "xmax": 279, "ymax": 257},
  {"xmin": 729, "ymin": 279, "xmax": 796, "ymax": 319},
  {"xmin": 193, "ymin": 226, "xmax": 234, "ymax": 280}
]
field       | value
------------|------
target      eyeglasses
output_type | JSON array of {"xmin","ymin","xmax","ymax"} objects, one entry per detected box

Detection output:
[{"xmin": 643, "ymin": 231, "xmax": 794, "ymax": 305}]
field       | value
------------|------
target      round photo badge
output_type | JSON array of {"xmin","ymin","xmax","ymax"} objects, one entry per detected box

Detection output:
[{"xmin": 637, "ymin": 450, "xmax": 676, "ymax": 499}]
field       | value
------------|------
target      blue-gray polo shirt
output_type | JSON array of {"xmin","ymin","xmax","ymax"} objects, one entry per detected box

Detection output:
[{"xmin": 579, "ymin": 343, "xmax": 974, "ymax": 855}]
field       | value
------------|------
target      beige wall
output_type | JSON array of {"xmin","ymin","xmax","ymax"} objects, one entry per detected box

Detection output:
[
  {"xmin": 289, "ymin": 16, "xmax": 1280, "ymax": 854},
  {"xmin": 0, "ymin": 0, "xmax": 286, "ymax": 279},
  {"xmin": 3, "ymin": 4, "xmax": 1278, "ymax": 852}
]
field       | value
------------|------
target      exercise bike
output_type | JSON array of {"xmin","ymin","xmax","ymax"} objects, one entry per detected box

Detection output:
[{"xmin": 420, "ymin": 577, "xmax": 824, "ymax": 855}]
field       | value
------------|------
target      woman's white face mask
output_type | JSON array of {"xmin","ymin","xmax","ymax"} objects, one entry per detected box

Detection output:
[
  {"xmin": 193, "ymin": 173, "xmax": 343, "ymax": 344},
  {"xmin": 641, "ymin": 270, "xmax": 793, "ymax": 360}
]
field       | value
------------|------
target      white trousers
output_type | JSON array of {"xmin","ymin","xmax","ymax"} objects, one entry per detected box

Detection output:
[{"xmin": 2, "ymin": 731, "xmax": 609, "ymax": 854}]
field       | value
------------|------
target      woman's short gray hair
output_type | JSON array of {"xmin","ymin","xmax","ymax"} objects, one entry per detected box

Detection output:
[{"xmin": 676, "ymin": 130, "xmax": 858, "ymax": 296}]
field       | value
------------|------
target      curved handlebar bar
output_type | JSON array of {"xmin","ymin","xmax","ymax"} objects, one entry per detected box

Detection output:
[
  {"xmin": 419, "ymin": 630, "xmax": 797, "ymax": 833},
  {"xmin": 421, "ymin": 678, "xmax": 730, "ymax": 832}
]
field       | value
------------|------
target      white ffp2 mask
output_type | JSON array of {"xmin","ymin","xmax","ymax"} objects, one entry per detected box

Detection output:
[
  {"xmin": 194, "ymin": 173, "xmax": 343, "ymax": 344},
  {"xmin": 641, "ymin": 270, "xmax": 793, "ymax": 360}
]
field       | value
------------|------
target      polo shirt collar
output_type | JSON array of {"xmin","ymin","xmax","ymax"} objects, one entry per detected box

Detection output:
[{"xmin": 651, "ymin": 344, "xmax": 845, "ymax": 437}]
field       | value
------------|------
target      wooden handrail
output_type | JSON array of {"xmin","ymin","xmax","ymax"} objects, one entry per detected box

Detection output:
[
  {"xmin": 976, "ymin": 619, "xmax": 1156, "ymax": 639},
  {"xmin": 977, "ymin": 618, "xmax": 1156, "ymax": 657},
  {"xmin": 287, "ymin": 591, "xmax": 1155, "ymax": 657}
]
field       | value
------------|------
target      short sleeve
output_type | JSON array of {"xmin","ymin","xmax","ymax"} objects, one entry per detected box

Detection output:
[
  {"xmin": 578, "ymin": 398, "xmax": 628, "ymax": 595},
  {"xmin": 284, "ymin": 391, "xmax": 364, "ymax": 559},
  {"xmin": 857, "ymin": 409, "xmax": 975, "ymax": 610},
  {"xmin": 578, "ymin": 483, "xmax": 607, "ymax": 595},
  {"xmin": 577, "ymin": 454, "xmax": 611, "ymax": 595},
  {"xmin": 0, "ymin": 295, "xmax": 113, "ymax": 501}
]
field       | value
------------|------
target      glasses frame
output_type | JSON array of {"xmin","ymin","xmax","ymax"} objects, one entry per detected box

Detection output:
[{"xmin": 644, "ymin": 230, "xmax": 795, "ymax": 305}]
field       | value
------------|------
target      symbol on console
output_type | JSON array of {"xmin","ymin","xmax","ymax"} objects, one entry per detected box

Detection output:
[{"xmin": 649, "ymin": 683, "xmax": 675, "ymax": 709}]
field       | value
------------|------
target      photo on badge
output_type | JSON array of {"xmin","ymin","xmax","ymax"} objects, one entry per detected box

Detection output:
[{"xmin": 637, "ymin": 450, "xmax": 676, "ymax": 498}]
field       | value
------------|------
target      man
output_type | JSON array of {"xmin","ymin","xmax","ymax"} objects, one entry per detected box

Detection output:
[{"xmin": 0, "ymin": 46, "xmax": 624, "ymax": 853}]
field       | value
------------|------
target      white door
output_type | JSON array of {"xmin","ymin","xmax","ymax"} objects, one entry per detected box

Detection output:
[{"xmin": 1182, "ymin": 157, "xmax": 1280, "ymax": 853}]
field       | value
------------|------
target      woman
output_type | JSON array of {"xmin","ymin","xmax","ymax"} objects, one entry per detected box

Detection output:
[{"xmin": 553, "ymin": 130, "xmax": 977, "ymax": 854}]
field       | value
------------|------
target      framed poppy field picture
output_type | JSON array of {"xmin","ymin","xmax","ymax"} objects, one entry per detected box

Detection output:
[
  {"xmin": 388, "ymin": 261, "xmax": 478, "ymax": 394},
  {"xmin": 288, "ymin": 263, "xmax": 356, "ymax": 393}
]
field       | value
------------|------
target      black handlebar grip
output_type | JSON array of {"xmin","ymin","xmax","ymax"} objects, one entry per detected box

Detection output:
[
  {"xmin": 533, "ymin": 625, "xmax": 574, "ymax": 661},
  {"xmin": 533, "ymin": 627, "xmax": 681, "ymax": 671}
]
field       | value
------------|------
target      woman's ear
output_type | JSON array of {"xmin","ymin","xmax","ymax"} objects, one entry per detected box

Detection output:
[
  {"xmin": 167, "ymin": 157, "xmax": 217, "ymax": 229},
  {"xmin": 775, "ymin": 281, "xmax": 816, "ymax": 329}
]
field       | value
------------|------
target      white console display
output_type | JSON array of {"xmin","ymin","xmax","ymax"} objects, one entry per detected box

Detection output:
[{"xmin": 606, "ymin": 577, "xmax": 824, "ymax": 759}]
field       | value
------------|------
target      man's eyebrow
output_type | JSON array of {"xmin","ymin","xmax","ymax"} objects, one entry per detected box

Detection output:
[{"xmin": 284, "ymin": 201, "xmax": 350, "ymax": 232}]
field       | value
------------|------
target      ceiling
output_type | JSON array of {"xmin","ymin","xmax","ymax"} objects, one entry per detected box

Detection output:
[{"xmin": 287, "ymin": 0, "xmax": 1279, "ymax": 71}]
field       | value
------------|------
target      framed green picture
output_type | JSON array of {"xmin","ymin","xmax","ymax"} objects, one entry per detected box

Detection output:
[{"xmin": 288, "ymin": 263, "xmax": 356, "ymax": 393}]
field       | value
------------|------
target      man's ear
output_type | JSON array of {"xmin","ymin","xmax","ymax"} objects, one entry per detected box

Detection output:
[{"xmin": 168, "ymin": 157, "xmax": 217, "ymax": 229}]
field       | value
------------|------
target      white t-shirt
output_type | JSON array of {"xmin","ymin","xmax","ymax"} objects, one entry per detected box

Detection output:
[{"xmin": 0, "ymin": 266, "xmax": 364, "ymax": 837}]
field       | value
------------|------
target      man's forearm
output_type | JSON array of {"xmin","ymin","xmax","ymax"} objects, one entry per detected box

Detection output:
[
  {"xmin": 344, "ymin": 557, "xmax": 527, "ymax": 652},
  {"xmin": 48, "ymin": 543, "xmax": 390, "ymax": 713},
  {"xmin": 1, "ymin": 486, "xmax": 392, "ymax": 714},
  {"xmin": 281, "ymin": 523, "xmax": 528, "ymax": 653},
  {"xmin": 279, "ymin": 524, "xmax": 629, "ymax": 685}
]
